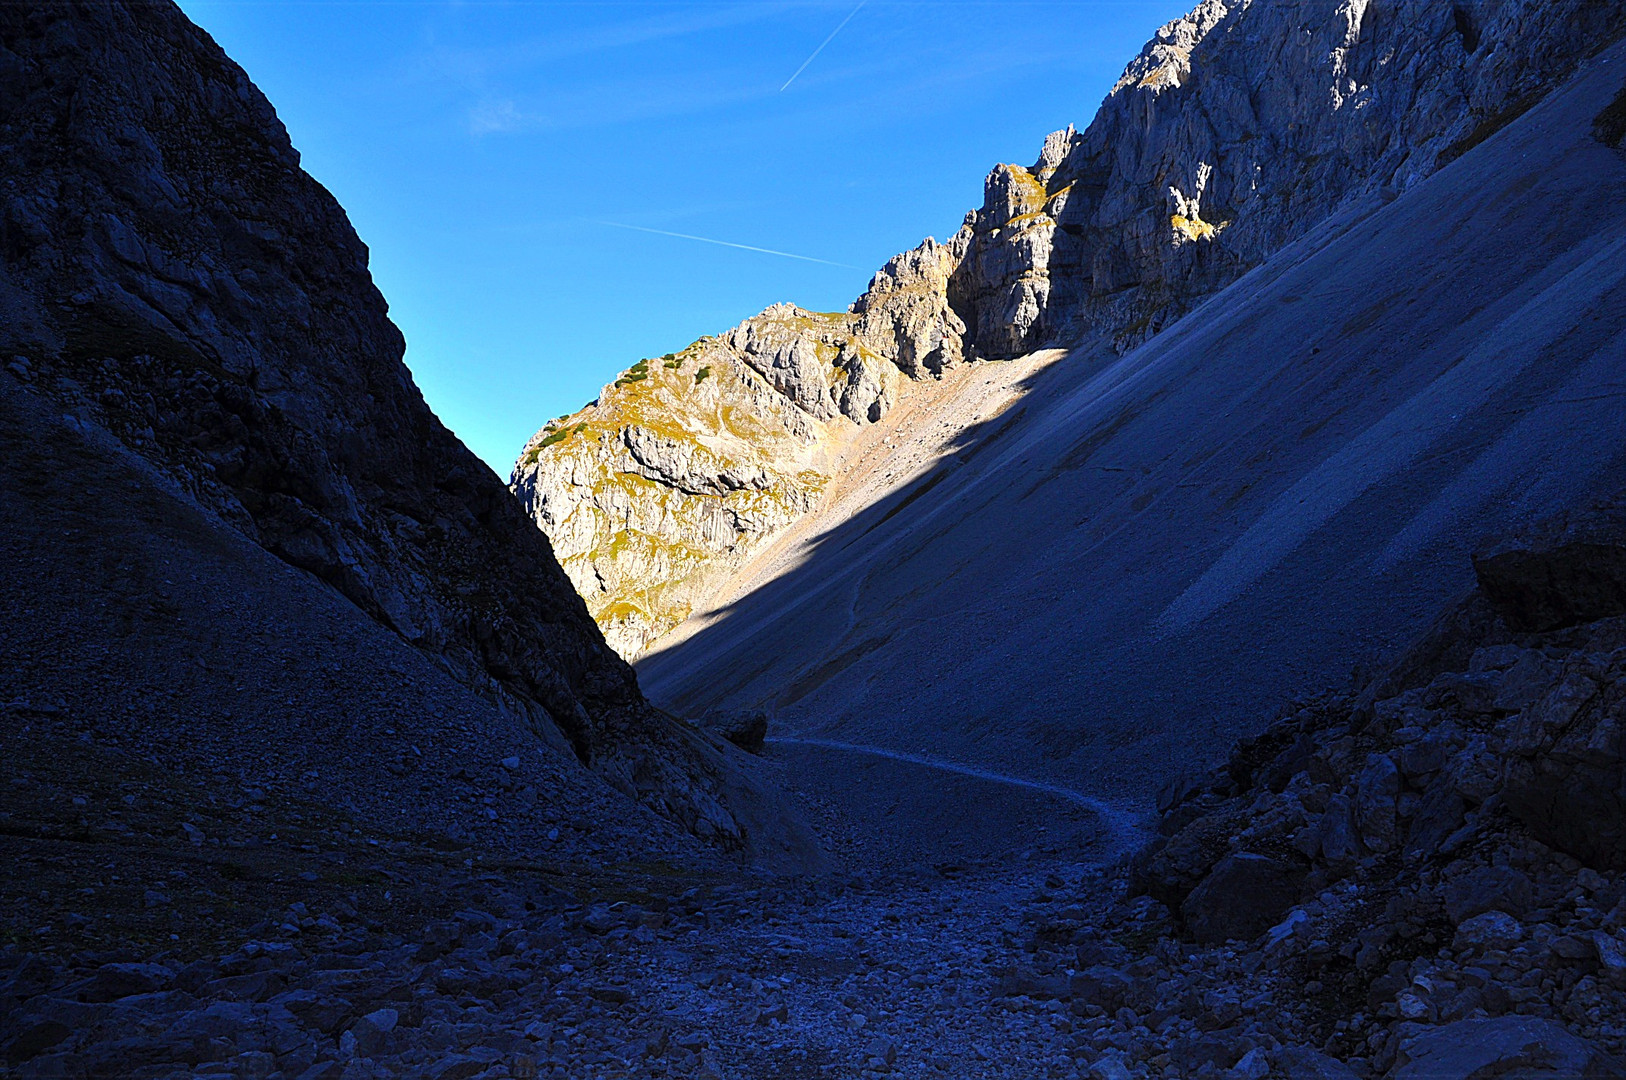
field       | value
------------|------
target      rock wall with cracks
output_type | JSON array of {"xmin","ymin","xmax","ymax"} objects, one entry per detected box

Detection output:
[
  {"xmin": 0, "ymin": 0, "xmax": 819, "ymax": 869},
  {"xmin": 516, "ymin": 0, "xmax": 1625, "ymax": 658}
]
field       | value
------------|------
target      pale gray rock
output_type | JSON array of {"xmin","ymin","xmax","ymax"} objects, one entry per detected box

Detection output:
[
  {"xmin": 851, "ymin": 237, "xmax": 968, "ymax": 377},
  {"xmin": 1453, "ymin": 910, "xmax": 1525, "ymax": 953}
]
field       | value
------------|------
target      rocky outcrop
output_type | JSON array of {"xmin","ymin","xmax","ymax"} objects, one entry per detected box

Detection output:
[
  {"xmin": 511, "ymin": 293, "xmax": 961, "ymax": 657},
  {"xmin": 511, "ymin": 307, "xmax": 844, "ymax": 657},
  {"xmin": 870, "ymin": 0, "xmax": 1626, "ymax": 361},
  {"xmin": 1112, "ymin": 523, "xmax": 1626, "ymax": 1071},
  {"xmin": 0, "ymin": 0, "xmax": 816, "ymax": 864},
  {"xmin": 953, "ymin": 0, "xmax": 1626, "ymax": 355},
  {"xmin": 516, "ymin": 0, "xmax": 1624, "ymax": 654}
]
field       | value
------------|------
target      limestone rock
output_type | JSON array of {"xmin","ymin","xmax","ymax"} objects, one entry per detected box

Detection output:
[
  {"xmin": 516, "ymin": 0, "xmax": 1625, "ymax": 655},
  {"xmin": 851, "ymin": 237, "xmax": 968, "ymax": 377},
  {"xmin": 509, "ymin": 309, "xmax": 846, "ymax": 659}
]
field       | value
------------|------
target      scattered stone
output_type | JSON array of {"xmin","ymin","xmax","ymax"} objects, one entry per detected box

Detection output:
[{"xmin": 1270, "ymin": 1046, "xmax": 1360, "ymax": 1079}]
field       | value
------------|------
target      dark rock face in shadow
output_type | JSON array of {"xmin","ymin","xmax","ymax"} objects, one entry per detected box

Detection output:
[
  {"xmin": 1474, "ymin": 495, "xmax": 1626, "ymax": 632},
  {"xmin": 0, "ymin": 0, "xmax": 818, "ymax": 866}
]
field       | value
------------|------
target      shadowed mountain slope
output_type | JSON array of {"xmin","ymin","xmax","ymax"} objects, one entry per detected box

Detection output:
[
  {"xmin": 637, "ymin": 41, "xmax": 1626, "ymax": 806},
  {"xmin": 0, "ymin": 0, "xmax": 816, "ymax": 869}
]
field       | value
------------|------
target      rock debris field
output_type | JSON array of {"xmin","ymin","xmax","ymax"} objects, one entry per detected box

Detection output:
[{"xmin": 8, "ymin": 580, "xmax": 1626, "ymax": 1079}]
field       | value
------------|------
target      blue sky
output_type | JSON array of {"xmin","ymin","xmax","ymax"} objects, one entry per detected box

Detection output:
[{"xmin": 177, "ymin": 1, "xmax": 1189, "ymax": 473}]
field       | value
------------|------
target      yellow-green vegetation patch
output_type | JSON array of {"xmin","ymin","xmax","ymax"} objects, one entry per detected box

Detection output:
[
  {"xmin": 695, "ymin": 366, "xmax": 711, "ymax": 383},
  {"xmin": 537, "ymin": 422, "xmax": 588, "ymax": 452},
  {"xmin": 1171, "ymin": 214, "xmax": 1220, "ymax": 242},
  {"xmin": 599, "ymin": 598, "xmax": 651, "ymax": 623},
  {"xmin": 615, "ymin": 359, "xmax": 652, "ymax": 388}
]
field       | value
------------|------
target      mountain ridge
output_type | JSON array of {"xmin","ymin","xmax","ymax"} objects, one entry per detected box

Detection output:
[
  {"xmin": 636, "ymin": 30, "xmax": 1626, "ymax": 806},
  {"xmin": 515, "ymin": 0, "xmax": 1626, "ymax": 659}
]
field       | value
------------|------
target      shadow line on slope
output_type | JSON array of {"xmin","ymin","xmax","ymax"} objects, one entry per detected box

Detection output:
[{"xmin": 637, "ymin": 349, "xmax": 1098, "ymax": 714}]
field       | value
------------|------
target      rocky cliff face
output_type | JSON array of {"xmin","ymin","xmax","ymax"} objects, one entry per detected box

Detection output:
[
  {"xmin": 955, "ymin": 0, "xmax": 1625, "ymax": 355},
  {"xmin": 511, "ymin": 302, "xmax": 914, "ymax": 657},
  {"xmin": 0, "ymin": 0, "xmax": 813, "ymax": 863},
  {"xmin": 516, "ymin": 0, "xmax": 1624, "ymax": 656}
]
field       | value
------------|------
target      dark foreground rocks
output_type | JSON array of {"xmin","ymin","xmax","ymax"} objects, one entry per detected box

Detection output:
[
  {"xmin": 1113, "ymin": 528, "xmax": 1626, "ymax": 1076},
  {"xmin": 8, "ymin": 537, "xmax": 1626, "ymax": 1079}
]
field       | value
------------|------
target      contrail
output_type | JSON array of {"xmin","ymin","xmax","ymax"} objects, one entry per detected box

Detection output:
[
  {"xmin": 780, "ymin": 0, "xmax": 866, "ymax": 91},
  {"xmin": 598, "ymin": 221, "xmax": 863, "ymax": 269}
]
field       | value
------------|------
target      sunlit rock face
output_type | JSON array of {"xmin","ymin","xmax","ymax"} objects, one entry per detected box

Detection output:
[
  {"xmin": 516, "ymin": 0, "xmax": 1625, "ymax": 657},
  {"xmin": 955, "ymin": 0, "xmax": 1624, "ymax": 355}
]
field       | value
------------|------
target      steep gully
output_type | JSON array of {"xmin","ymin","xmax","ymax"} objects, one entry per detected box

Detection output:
[{"xmin": 6, "ymin": 2, "xmax": 1626, "ymax": 1078}]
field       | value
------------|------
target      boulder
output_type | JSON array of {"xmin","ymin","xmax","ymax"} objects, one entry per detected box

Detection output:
[
  {"xmin": 1067, "ymin": 965, "xmax": 1137, "ymax": 1011},
  {"xmin": 1404, "ymin": 777, "xmax": 1468, "ymax": 861},
  {"xmin": 350, "ymin": 1008, "xmax": 398, "ymax": 1057},
  {"xmin": 1180, "ymin": 853, "xmax": 1304, "ymax": 944},
  {"xmin": 1444, "ymin": 866, "xmax": 1533, "ymax": 924},
  {"xmin": 996, "ymin": 966, "xmax": 1070, "ymax": 1001},
  {"xmin": 1269, "ymin": 1046, "xmax": 1359, "ymax": 1079},
  {"xmin": 1453, "ymin": 910, "xmax": 1525, "ymax": 953},
  {"xmin": 77, "ymin": 962, "xmax": 171, "ymax": 1002},
  {"xmin": 1393, "ymin": 1017, "xmax": 1626, "ymax": 1079},
  {"xmin": 1474, "ymin": 542, "xmax": 1626, "ymax": 632},
  {"xmin": 1354, "ymin": 753, "xmax": 1401, "ymax": 852}
]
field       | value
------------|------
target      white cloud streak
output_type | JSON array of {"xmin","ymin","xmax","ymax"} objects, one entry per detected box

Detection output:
[{"xmin": 597, "ymin": 221, "xmax": 864, "ymax": 269}]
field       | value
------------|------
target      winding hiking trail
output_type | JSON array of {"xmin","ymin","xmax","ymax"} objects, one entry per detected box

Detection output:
[{"xmin": 767, "ymin": 736, "xmax": 1149, "ymax": 861}]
